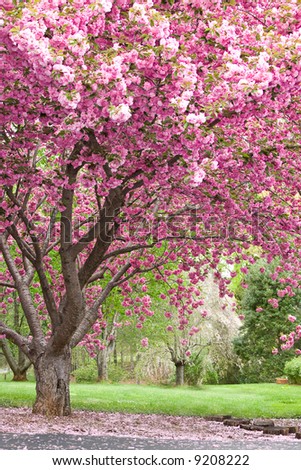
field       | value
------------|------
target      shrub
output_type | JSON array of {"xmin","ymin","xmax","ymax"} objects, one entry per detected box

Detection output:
[
  {"xmin": 108, "ymin": 364, "xmax": 130, "ymax": 383},
  {"xmin": 185, "ymin": 352, "xmax": 204, "ymax": 386},
  {"xmin": 73, "ymin": 364, "xmax": 97, "ymax": 383},
  {"xmin": 284, "ymin": 357, "xmax": 301, "ymax": 384},
  {"xmin": 233, "ymin": 259, "xmax": 301, "ymax": 383}
]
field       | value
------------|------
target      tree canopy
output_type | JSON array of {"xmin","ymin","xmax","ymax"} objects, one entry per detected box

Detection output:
[{"xmin": 1, "ymin": 0, "xmax": 301, "ymax": 415}]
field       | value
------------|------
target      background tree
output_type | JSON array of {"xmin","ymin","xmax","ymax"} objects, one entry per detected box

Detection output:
[
  {"xmin": 1, "ymin": 0, "xmax": 301, "ymax": 416},
  {"xmin": 122, "ymin": 271, "xmax": 241, "ymax": 386},
  {"xmin": 0, "ymin": 290, "xmax": 31, "ymax": 381},
  {"xmin": 234, "ymin": 260, "xmax": 301, "ymax": 382}
]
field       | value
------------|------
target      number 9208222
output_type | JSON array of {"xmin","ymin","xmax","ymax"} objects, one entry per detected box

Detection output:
[{"xmin": 194, "ymin": 454, "xmax": 249, "ymax": 466}]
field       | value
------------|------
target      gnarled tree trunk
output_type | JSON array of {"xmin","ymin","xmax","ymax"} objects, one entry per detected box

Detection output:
[{"xmin": 33, "ymin": 347, "xmax": 71, "ymax": 416}]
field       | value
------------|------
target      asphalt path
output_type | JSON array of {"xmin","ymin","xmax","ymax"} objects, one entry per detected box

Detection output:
[{"xmin": 1, "ymin": 433, "xmax": 301, "ymax": 450}]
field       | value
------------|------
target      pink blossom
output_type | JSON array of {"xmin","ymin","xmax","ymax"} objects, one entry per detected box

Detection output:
[
  {"xmin": 295, "ymin": 349, "xmax": 301, "ymax": 355},
  {"xmin": 166, "ymin": 325, "xmax": 173, "ymax": 331},
  {"xmin": 141, "ymin": 337, "xmax": 148, "ymax": 347},
  {"xmin": 280, "ymin": 334, "xmax": 287, "ymax": 342},
  {"xmin": 288, "ymin": 315, "xmax": 296, "ymax": 323},
  {"xmin": 58, "ymin": 90, "xmax": 81, "ymax": 110},
  {"xmin": 256, "ymin": 307, "xmax": 263, "ymax": 312},
  {"xmin": 186, "ymin": 113, "xmax": 206, "ymax": 125},
  {"xmin": 192, "ymin": 169, "xmax": 206, "ymax": 184},
  {"xmin": 268, "ymin": 298, "xmax": 279, "ymax": 308},
  {"xmin": 272, "ymin": 348, "xmax": 278, "ymax": 355},
  {"xmin": 2, "ymin": 0, "xmax": 14, "ymax": 10},
  {"xmin": 185, "ymin": 350, "xmax": 191, "ymax": 357},
  {"xmin": 109, "ymin": 104, "xmax": 132, "ymax": 123},
  {"xmin": 238, "ymin": 314, "xmax": 245, "ymax": 321},
  {"xmin": 210, "ymin": 160, "xmax": 219, "ymax": 170},
  {"xmin": 189, "ymin": 326, "xmax": 200, "ymax": 336}
]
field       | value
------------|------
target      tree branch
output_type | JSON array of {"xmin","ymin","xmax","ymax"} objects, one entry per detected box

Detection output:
[
  {"xmin": 0, "ymin": 282, "xmax": 16, "ymax": 289},
  {"xmin": 71, "ymin": 262, "xmax": 132, "ymax": 347},
  {"xmin": 0, "ymin": 323, "xmax": 33, "ymax": 360},
  {"xmin": 0, "ymin": 237, "xmax": 45, "ymax": 347}
]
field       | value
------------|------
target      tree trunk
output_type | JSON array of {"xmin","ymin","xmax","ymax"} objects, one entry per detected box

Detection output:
[
  {"xmin": 33, "ymin": 347, "xmax": 71, "ymax": 416},
  {"xmin": 175, "ymin": 362, "xmax": 185, "ymax": 386},
  {"xmin": 130, "ymin": 347, "xmax": 135, "ymax": 378},
  {"xmin": 0, "ymin": 338, "xmax": 31, "ymax": 382},
  {"xmin": 113, "ymin": 343, "xmax": 117, "ymax": 365},
  {"xmin": 12, "ymin": 371, "xmax": 28, "ymax": 381},
  {"xmin": 97, "ymin": 349, "xmax": 108, "ymax": 382}
]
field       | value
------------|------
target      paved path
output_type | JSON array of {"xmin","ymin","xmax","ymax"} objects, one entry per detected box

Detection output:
[{"xmin": 1, "ymin": 433, "xmax": 301, "ymax": 450}]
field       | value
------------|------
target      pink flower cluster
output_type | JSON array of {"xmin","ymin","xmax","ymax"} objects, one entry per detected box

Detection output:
[
  {"xmin": 109, "ymin": 104, "xmax": 132, "ymax": 123},
  {"xmin": 268, "ymin": 298, "xmax": 279, "ymax": 309},
  {"xmin": 141, "ymin": 337, "xmax": 148, "ymax": 347}
]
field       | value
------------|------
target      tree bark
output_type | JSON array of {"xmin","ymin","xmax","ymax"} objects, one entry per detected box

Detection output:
[
  {"xmin": 0, "ymin": 339, "xmax": 31, "ymax": 381},
  {"xmin": 175, "ymin": 362, "xmax": 185, "ymax": 386},
  {"xmin": 97, "ymin": 348, "xmax": 108, "ymax": 382},
  {"xmin": 33, "ymin": 347, "xmax": 71, "ymax": 416},
  {"xmin": 113, "ymin": 343, "xmax": 117, "ymax": 365},
  {"xmin": 12, "ymin": 371, "xmax": 28, "ymax": 381}
]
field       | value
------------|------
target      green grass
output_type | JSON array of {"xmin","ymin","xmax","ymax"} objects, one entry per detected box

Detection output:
[{"xmin": 0, "ymin": 381, "xmax": 300, "ymax": 418}]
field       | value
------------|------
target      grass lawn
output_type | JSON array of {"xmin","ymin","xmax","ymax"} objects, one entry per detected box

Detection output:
[{"xmin": 0, "ymin": 380, "xmax": 300, "ymax": 418}]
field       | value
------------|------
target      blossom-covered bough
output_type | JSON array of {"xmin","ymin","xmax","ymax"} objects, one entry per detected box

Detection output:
[{"xmin": 1, "ymin": 0, "xmax": 301, "ymax": 416}]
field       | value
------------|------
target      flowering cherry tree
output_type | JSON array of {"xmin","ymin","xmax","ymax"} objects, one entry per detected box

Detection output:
[{"xmin": 1, "ymin": 0, "xmax": 301, "ymax": 416}]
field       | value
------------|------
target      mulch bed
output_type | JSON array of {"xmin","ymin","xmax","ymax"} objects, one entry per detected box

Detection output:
[{"xmin": 0, "ymin": 407, "xmax": 300, "ymax": 442}]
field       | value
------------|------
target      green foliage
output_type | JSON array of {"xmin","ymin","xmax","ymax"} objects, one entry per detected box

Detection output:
[
  {"xmin": 233, "ymin": 260, "xmax": 301, "ymax": 383},
  {"xmin": 202, "ymin": 367, "xmax": 219, "ymax": 385},
  {"xmin": 284, "ymin": 357, "xmax": 301, "ymax": 384},
  {"xmin": 73, "ymin": 363, "xmax": 98, "ymax": 383},
  {"xmin": 108, "ymin": 364, "xmax": 130, "ymax": 383},
  {"xmin": 184, "ymin": 350, "xmax": 239, "ymax": 385},
  {"xmin": 185, "ymin": 352, "xmax": 204, "ymax": 385}
]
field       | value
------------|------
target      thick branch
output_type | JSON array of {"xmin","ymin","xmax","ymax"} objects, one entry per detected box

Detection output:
[
  {"xmin": 71, "ymin": 262, "xmax": 132, "ymax": 347},
  {"xmin": 42, "ymin": 208, "xmax": 58, "ymax": 255},
  {"xmin": 5, "ymin": 187, "xmax": 42, "ymax": 260},
  {"xmin": 35, "ymin": 265, "xmax": 59, "ymax": 328},
  {"xmin": 6, "ymin": 224, "xmax": 36, "ymax": 263},
  {"xmin": 60, "ymin": 164, "xmax": 79, "ymax": 250},
  {"xmin": 70, "ymin": 186, "xmax": 124, "ymax": 262},
  {"xmin": 0, "ymin": 282, "xmax": 16, "ymax": 289},
  {"xmin": 0, "ymin": 338, "xmax": 18, "ymax": 374},
  {"xmin": 0, "ymin": 237, "xmax": 45, "ymax": 346},
  {"xmin": 87, "ymin": 267, "xmax": 108, "ymax": 284},
  {"xmin": 0, "ymin": 322, "xmax": 33, "ymax": 360},
  {"xmin": 55, "ymin": 147, "xmax": 86, "ymax": 349}
]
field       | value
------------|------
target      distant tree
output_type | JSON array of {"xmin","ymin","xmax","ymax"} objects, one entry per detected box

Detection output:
[
  {"xmin": 0, "ymin": 291, "xmax": 31, "ymax": 381},
  {"xmin": 234, "ymin": 260, "xmax": 301, "ymax": 382}
]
